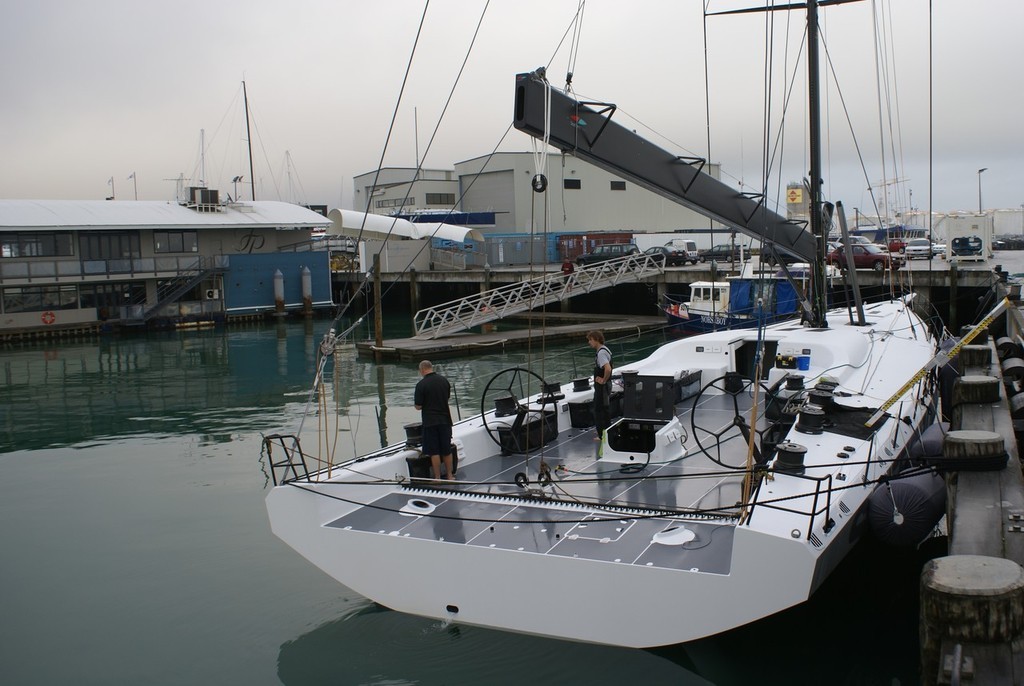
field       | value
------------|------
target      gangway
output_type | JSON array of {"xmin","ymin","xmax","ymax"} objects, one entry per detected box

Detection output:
[{"xmin": 412, "ymin": 253, "xmax": 663, "ymax": 339}]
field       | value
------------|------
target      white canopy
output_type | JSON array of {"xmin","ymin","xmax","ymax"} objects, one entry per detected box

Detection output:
[{"xmin": 327, "ymin": 209, "xmax": 482, "ymax": 243}]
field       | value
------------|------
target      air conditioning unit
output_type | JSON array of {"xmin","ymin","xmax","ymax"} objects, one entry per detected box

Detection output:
[{"xmin": 205, "ymin": 289, "xmax": 220, "ymax": 300}]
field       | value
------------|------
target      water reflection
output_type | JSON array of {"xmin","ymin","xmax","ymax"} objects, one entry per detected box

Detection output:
[
  {"xmin": 277, "ymin": 603, "xmax": 707, "ymax": 686},
  {"xmin": 0, "ymin": 317, "xmax": 665, "ymax": 456}
]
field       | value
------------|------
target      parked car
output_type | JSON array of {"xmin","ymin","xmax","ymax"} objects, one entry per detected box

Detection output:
[
  {"xmin": 903, "ymin": 238, "xmax": 933, "ymax": 259},
  {"xmin": 698, "ymin": 244, "xmax": 749, "ymax": 263},
  {"xmin": 663, "ymin": 238, "xmax": 699, "ymax": 264},
  {"xmin": 576, "ymin": 243, "xmax": 640, "ymax": 266},
  {"xmin": 643, "ymin": 245, "xmax": 687, "ymax": 267},
  {"xmin": 826, "ymin": 243, "xmax": 902, "ymax": 271}
]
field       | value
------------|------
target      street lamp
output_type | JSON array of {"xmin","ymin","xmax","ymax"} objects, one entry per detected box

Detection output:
[
  {"xmin": 977, "ymin": 167, "xmax": 988, "ymax": 214},
  {"xmin": 231, "ymin": 175, "xmax": 244, "ymax": 201}
]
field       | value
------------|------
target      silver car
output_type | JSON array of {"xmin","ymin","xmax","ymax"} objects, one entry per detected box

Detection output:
[{"xmin": 904, "ymin": 238, "xmax": 933, "ymax": 259}]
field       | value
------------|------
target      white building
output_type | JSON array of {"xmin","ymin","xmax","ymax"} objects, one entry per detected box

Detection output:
[
  {"xmin": 0, "ymin": 197, "xmax": 330, "ymax": 335},
  {"xmin": 354, "ymin": 152, "xmax": 725, "ymax": 235}
]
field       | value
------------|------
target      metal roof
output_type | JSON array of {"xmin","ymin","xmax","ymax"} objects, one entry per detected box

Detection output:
[{"xmin": 0, "ymin": 199, "xmax": 330, "ymax": 231}]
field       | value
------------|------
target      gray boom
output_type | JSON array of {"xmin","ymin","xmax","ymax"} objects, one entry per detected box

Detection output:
[{"xmin": 513, "ymin": 70, "xmax": 817, "ymax": 264}]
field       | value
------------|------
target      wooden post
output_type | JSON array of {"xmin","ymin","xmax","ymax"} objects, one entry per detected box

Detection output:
[
  {"xmin": 949, "ymin": 261, "xmax": 959, "ymax": 332},
  {"xmin": 373, "ymin": 253, "xmax": 383, "ymax": 364},
  {"xmin": 409, "ymin": 267, "xmax": 419, "ymax": 332},
  {"xmin": 920, "ymin": 555, "xmax": 1024, "ymax": 686}
]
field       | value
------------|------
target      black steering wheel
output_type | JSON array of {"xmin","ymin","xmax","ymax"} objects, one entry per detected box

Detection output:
[
  {"xmin": 689, "ymin": 372, "xmax": 783, "ymax": 469},
  {"xmin": 480, "ymin": 367, "xmax": 550, "ymax": 449}
]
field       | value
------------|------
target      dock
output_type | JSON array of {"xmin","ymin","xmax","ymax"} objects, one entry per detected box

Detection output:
[
  {"xmin": 354, "ymin": 313, "xmax": 665, "ymax": 361},
  {"xmin": 920, "ymin": 284, "xmax": 1024, "ymax": 685}
]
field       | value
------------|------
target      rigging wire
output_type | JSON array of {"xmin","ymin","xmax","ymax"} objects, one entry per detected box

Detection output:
[{"xmin": 565, "ymin": 0, "xmax": 586, "ymax": 90}]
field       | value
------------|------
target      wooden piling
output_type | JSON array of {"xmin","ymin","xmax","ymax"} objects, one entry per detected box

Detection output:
[{"xmin": 921, "ymin": 555, "xmax": 1024, "ymax": 685}]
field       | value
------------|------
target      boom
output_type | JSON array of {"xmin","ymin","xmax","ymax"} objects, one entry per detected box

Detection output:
[{"xmin": 512, "ymin": 70, "xmax": 817, "ymax": 264}]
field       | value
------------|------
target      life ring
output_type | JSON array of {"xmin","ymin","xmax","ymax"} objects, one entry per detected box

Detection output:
[{"xmin": 41, "ymin": 311, "xmax": 56, "ymax": 325}]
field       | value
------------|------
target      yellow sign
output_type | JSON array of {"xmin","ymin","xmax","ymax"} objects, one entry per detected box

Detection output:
[{"xmin": 787, "ymin": 188, "xmax": 803, "ymax": 204}]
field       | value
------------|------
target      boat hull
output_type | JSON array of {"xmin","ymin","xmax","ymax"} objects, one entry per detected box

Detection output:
[{"xmin": 268, "ymin": 484, "xmax": 823, "ymax": 647}]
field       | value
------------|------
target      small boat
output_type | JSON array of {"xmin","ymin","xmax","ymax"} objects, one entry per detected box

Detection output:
[{"xmin": 664, "ymin": 272, "xmax": 801, "ymax": 335}]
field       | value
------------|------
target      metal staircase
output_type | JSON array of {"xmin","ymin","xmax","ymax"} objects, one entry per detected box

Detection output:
[
  {"xmin": 123, "ymin": 256, "xmax": 226, "ymax": 324},
  {"xmin": 413, "ymin": 253, "xmax": 663, "ymax": 339}
]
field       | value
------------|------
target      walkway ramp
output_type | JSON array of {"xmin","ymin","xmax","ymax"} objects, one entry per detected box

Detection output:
[{"xmin": 413, "ymin": 253, "xmax": 663, "ymax": 339}]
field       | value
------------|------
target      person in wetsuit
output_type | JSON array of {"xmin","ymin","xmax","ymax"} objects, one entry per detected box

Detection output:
[{"xmin": 587, "ymin": 330, "xmax": 612, "ymax": 441}]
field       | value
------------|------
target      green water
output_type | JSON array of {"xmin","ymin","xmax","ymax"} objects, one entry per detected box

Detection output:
[{"xmin": 0, "ymin": 317, "xmax": 932, "ymax": 685}]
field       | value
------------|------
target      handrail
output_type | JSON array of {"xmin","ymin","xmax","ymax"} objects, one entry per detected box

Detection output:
[
  {"xmin": 746, "ymin": 469, "xmax": 835, "ymax": 541},
  {"xmin": 264, "ymin": 433, "xmax": 311, "ymax": 486},
  {"xmin": 413, "ymin": 253, "xmax": 664, "ymax": 338}
]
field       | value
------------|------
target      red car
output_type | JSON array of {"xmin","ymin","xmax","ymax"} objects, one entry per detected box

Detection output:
[{"xmin": 827, "ymin": 243, "xmax": 901, "ymax": 271}]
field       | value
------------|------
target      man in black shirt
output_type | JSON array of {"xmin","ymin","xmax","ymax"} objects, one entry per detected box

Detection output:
[{"xmin": 414, "ymin": 360, "xmax": 454, "ymax": 480}]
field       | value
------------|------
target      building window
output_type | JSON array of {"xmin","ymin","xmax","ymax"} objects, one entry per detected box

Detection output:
[
  {"xmin": 154, "ymin": 230, "xmax": 199, "ymax": 254},
  {"xmin": 425, "ymin": 193, "xmax": 456, "ymax": 205},
  {"xmin": 563, "ymin": 179, "xmax": 582, "ymax": 190},
  {"xmin": 79, "ymin": 232, "xmax": 141, "ymax": 260},
  {"xmin": 375, "ymin": 198, "xmax": 415, "ymax": 209},
  {"xmin": 610, "ymin": 181, "xmax": 626, "ymax": 191},
  {"xmin": 79, "ymin": 282, "xmax": 144, "ymax": 320},
  {"xmin": 1, "ymin": 232, "xmax": 74, "ymax": 258},
  {"xmin": 2, "ymin": 284, "xmax": 79, "ymax": 314}
]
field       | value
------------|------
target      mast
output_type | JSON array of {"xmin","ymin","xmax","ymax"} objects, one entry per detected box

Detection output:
[
  {"xmin": 806, "ymin": 0, "xmax": 827, "ymax": 327},
  {"xmin": 243, "ymin": 80, "xmax": 256, "ymax": 201}
]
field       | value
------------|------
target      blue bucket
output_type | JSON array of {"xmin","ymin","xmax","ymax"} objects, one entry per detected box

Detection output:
[{"xmin": 796, "ymin": 355, "xmax": 811, "ymax": 371}]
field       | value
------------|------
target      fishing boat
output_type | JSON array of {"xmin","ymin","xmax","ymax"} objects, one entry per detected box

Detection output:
[
  {"xmin": 664, "ymin": 273, "xmax": 801, "ymax": 335},
  {"xmin": 264, "ymin": 2, "xmax": 942, "ymax": 648},
  {"xmin": 662, "ymin": 261, "xmax": 842, "ymax": 334}
]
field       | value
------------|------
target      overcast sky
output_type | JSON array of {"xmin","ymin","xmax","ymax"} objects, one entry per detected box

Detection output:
[{"xmin": 1, "ymin": 0, "xmax": 1021, "ymax": 218}]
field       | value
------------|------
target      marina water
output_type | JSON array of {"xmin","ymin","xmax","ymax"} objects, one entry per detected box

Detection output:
[{"xmin": 1, "ymin": 312, "xmax": 941, "ymax": 685}]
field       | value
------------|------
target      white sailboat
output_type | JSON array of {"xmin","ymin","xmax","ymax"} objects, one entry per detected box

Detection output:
[{"xmin": 265, "ymin": 1, "xmax": 941, "ymax": 647}]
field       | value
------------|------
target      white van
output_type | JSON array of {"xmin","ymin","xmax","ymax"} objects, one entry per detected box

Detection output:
[{"xmin": 664, "ymin": 239, "xmax": 699, "ymax": 265}]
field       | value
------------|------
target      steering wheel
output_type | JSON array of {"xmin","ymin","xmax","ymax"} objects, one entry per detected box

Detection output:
[
  {"xmin": 689, "ymin": 372, "xmax": 783, "ymax": 469},
  {"xmin": 480, "ymin": 367, "xmax": 550, "ymax": 449}
]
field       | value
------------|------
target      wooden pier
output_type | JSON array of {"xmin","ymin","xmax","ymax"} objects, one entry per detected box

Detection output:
[
  {"xmin": 920, "ymin": 284, "xmax": 1024, "ymax": 685},
  {"xmin": 354, "ymin": 313, "xmax": 665, "ymax": 361}
]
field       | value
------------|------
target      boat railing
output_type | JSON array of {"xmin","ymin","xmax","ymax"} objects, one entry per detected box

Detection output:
[
  {"xmin": 746, "ymin": 471, "xmax": 835, "ymax": 543},
  {"xmin": 263, "ymin": 433, "xmax": 312, "ymax": 486}
]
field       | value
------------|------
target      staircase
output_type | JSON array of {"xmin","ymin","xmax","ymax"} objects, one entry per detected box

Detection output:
[
  {"xmin": 413, "ymin": 253, "xmax": 664, "ymax": 339},
  {"xmin": 123, "ymin": 256, "xmax": 227, "ymax": 324}
]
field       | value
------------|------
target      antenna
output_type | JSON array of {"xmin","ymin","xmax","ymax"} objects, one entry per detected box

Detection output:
[
  {"xmin": 242, "ymin": 81, "xmax": 256, "ymax": 201},
  {"xmin": 199, "ymin": 128, "xmax": 206, "ymax": 188}
]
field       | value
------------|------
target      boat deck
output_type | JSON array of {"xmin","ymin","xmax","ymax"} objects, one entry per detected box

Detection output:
[{"xmin": 326, "ymin": 393, "xmax": 751, "ymax": 574}]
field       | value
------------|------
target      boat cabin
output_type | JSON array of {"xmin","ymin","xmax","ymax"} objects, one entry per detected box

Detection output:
[{"xmin": 686, "ymin": 280, "xmax": 730, "ymax": 314}]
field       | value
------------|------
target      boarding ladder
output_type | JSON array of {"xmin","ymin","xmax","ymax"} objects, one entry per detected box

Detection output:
[{"xmin": 413, "ymin": 253, "xmax": 663, "ymax": 339}]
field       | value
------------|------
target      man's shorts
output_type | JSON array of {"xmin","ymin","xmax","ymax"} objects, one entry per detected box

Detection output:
[{"xmin": 422, "ymin": 423, "xmax": 453, "ymax": 457}]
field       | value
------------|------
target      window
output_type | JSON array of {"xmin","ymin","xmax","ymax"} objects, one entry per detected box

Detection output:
[
  {"xmin": 425, "ymin": 193, "xmax": 456, "ymax": 205},
  {"xmin": 79, "ymin": 232, "xmax": 141, "ymax": 260},
  {"xmin": 2, "ymin": 285, "xmax": 78, "ymax": 313},
  {"xmin": 610, "ymin": 181, "xmax": 626, "ymax": 191},
  {"xmin": 563, "ymin": 179, "xmax": 582, "ymax": 190},
  {"xmin": 375, "ymin": 198, "xmax": 414, "ymax": 209},
  {"xmin": 1, "ymin": 232, "xmax": 74, "ymax": 258},
  {"xmin": 154, "ymin": 230, "xmax": 199, "ymax": 254}
]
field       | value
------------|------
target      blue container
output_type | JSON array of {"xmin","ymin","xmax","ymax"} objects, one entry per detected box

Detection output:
[{"xmin": 797, "ymin": 355, "xmax": 811, "ymax": 371}]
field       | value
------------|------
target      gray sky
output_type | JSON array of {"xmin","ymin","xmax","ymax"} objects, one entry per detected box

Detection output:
[{"xmin": 1, "ymin": 0, "xmax": 1021, "ymax": 217}]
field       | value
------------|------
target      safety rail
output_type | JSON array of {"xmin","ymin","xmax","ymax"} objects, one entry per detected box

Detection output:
[
  {"xmin": 263, "ymin": 433, "xmax": 312, "ymax": 486},
  {"xmin": 413, "ymin": 253, "xmax": 664, "ymax": 338},
  {"xmin": 746, "ymin": 470, "xmax": 835, "ymax": 542}
]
